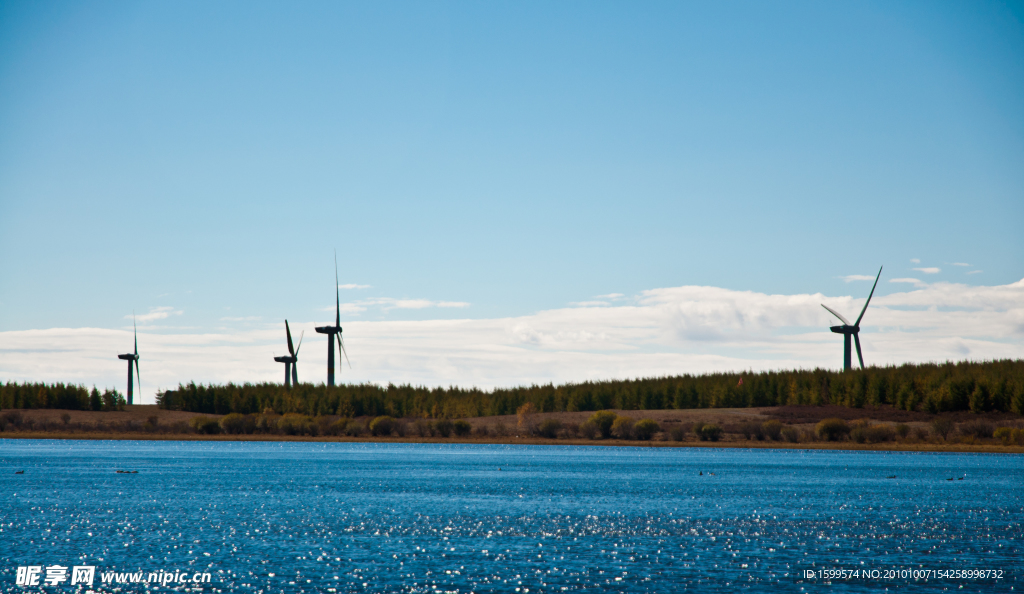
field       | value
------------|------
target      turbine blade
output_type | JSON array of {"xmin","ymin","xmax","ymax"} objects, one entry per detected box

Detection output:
[
  {"xmin": 820, "ymin": 304, "xmax": 851, "ymax": 326},
  {"xmin": 294, "ymin": 330, "xmax": 304, "ymax": 356},
  {"xmin": 854, "ymin": 266, "xmax": 883, "ymax": 327},
  {"xmin": 292, "ymin": 362, "xmax": 298, "ymax": 385},
  {"xmin": 335, "ymin": 250, "xmax": 341, "ymax": 328},
  {"xmin": 133, "ymin": 314, "xmax": 138, "ymax": 356},
  {"xmin": 854, "ymin": 333, "xmax": 865, "ymax": 369},
  {"xmin": 338, "ymin": 334, "xmax": 351, "ymax": 369},
  {"xmin": 134, "ymin": 358, "xmax": 141, "ymax": 401},
  {"xmin": 286, "ymin": 320, "xmax": 295, "ymax": 356}
]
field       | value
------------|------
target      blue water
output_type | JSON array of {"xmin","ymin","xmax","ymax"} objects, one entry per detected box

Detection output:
[{"xmin": 0, "ymin": 441, "xmax": 1021, "ymax": 593}]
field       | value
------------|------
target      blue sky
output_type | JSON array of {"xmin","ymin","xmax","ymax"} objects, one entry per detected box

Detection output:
[{"xmin": 1, "ymin": 1, "xmax": 1022, "ymax": 397}]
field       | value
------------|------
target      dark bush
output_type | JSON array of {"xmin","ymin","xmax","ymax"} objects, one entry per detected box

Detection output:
[
  {"xmin": 781, "ymin": 426, "xmax": 799, "ymax": 443},
  {"xmin": 369, "ymin": 416, "xmax": 395, "ymax": 437},
  {"xmin": 816, "ymin": 418, "xmax": 850, "ymax": 441},
  {"xmin": 189, "ymin": 416, "xmax": 221, "ymax": 435},
  {"xmin": 491, "ymin": 421, "xmax": 507, "ymax": 437},
  {"xmin": 959, "ymin": 420, "xmax": 994, "ymax": 439},
  {"xmin": 537, "ymin": 418, "xmax": 562, "ymax": 438},
  {"xmin": 866, "ymin": 425, "xmax": 894, "ymax": 443},
  {"xmin": 694, "ymin": 423, "xmax": 723, "ymax": 442},
  {"xmin": 895, "ymin": 423, "xmax": 910, "ymax": 438},
  {"xmin": 562, "ymin": 422, "xmax": 580, "ymax": 438},
  {"xmin": 578, "ymin": 421, "xmax": 600, "ymax": 439},
  {"xmin": 394, "ymin": 420, "xmax": 409, "ymax": 437},
  {"xmin": 588, "ymin": 411, "xmax": 618, "ymax": 439},
  {"xmin": 474, "ymin": 424, "xmax": 490, "ymax": 437},
  {"xmin": 740, "ymin": 421, "xmax": 764, "ymax": 440},
  {"xmin": 931, "ymin": 418, "xmax": 955, "ymax": 440},
  {"xmin": 344, "ymin": 420, "xmax": 365, "ymax": 437},
  {"xmin": 220, "ymin": 413, "xmax": 255, "ymax": 434},
  {"xmin": 60, "ymin": 412, "xmax": 71, "ymax": 425},
  {"xmin": 611, "ymin": 417, "xmax": 635, "ymax": 439},
  {"xmin": 434, "ymin": 418, "xmax": 453, "ymax": 438},
  {"xmin": 668, "ymin": 426, "xmax": 687, "ymax": 441},
  {"xmin": 634, "ymin": 419, "xmax": 660, "ymax": 440},
  {"xmin": 762, "ymin": 420, "xmax": 782, "ymax": 441},
  {"xmin": 452, "ymin": 419, "xmax": 472, "ymax": 437}
]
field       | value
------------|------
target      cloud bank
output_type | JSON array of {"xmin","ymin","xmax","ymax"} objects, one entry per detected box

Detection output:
[{"xmin": 2, "ymin": 280, "xmax": 1022, "ymax": 402}]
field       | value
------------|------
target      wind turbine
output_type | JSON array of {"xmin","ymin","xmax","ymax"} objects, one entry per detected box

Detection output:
[
  {"xmin": 821, "ymin": 266, "xmax": 882, "ymax": 371},
  {"xmin": 315, "ymin": 252, "xmax": 351, "ymax": 386},
  {"xmin": 273, "ymin": 320, "xmax": 303, "ymax": 388},
  {"xmin": 117, "ymin": 316, "xmax": 141, "ymax": 404}
]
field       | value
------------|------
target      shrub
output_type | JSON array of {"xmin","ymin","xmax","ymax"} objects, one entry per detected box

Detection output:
[
  {"xmin": 816, "ymin": 418, "xmax": 850, "ymax": 441},
  {"xmin": 895, "ymin": 423, "xmax": 910, "ymax": 438},
  {"xmin": 959, "ymin": 420, "xmax": 994, "ymax": 439},
  {"xmin": 578, "ymin": 421, "xmax": 600, "ymax": 439},
  {"xmin": 537, "ymin": 419, "xmax": 562, "ymax": 439},
  {"xmin": 394, "ymin": 420, "xmax": 408, "ymax": 437},
  {"xmin": 740, "ymin": 421, "xmax": 764, "ymax": 441},
  {"xmin": 474, "ymin": 424, "xmax": 490, "ymax": 437},
  {"xmin": 0, "ymin": 417, "xmax": 7, "ymax": 432},
  {"xmin": 434, "ymin": 418, "xmax": 453, "ymax": 438},
  {"xmin": 369, "ymin": 416, "xmax": 395, "ymax": 437},
  {"xmin": 414, "ymin": 419, "xmax": 433, "ymax": 437},
  {"xmin": 695, "ymin": 423, "xmax": 723, "ymax": 442},
  {"xmin": 865, "ymin": 425, "xmax": 894, "ymax": 443},
  {"xmin": 994, "ymin": 427, "xmax": 1013, "ymax": 444},
  {"xmin": 562, "ymin": 422, "xmax": 580, "ymax": 438},
  {"xmin": 327, "ymin": 418, "xmax": 350, "ymax": 436},
  {"xmin": 517, "ymin": 402, "xmax": 537, "ymax": 433},
  {"xmin": 588, "ymin": 411, "xmax": 618, "ymax": 439},
  {"xmin": 668, "ymin": 425, "xmax": 687, "ymax": 441},
  {"xmin": 762, "ymin": 420, "xmax": 782, "ymax": 441},
  {"xmin": 278, "ymin": 414, "xmax": 314, "ymax": 436},
  {"xmin": 634, "ymin": 419, "xmax": 660, "ymax": 441},
  {"xmin": 611, "ymin": 417, "xmax": 635, "ymax": 439},
  {"xmin": 344, "ymin": 420, "xmax": 365, "ymax": 437},
  {"xmin": 189, "ymin": 416, "xmax": 221, "ymax": 435},
  {"xmin": 220, "ymin": 413, "xmax": 254, "ymax": 434},
  {"xmin": 913, "ymin": 427, "xmax": 929, "ymax": 441},
  {"xmin": 931, "ymin": 418, "xmax": 955, "ymax": 440},
  {"xmin": 781, "ymin": 426, "xmax": 799, "ymax": 443},
  {"xmin": 452, "ymin": 419, "xmax": 472, "ymax": 437},
  {"xmin": 491, "ymin": 421, "xmax": 507, "ymax": 437},
  {"xmin": 60, "ymin": 413, "xmax": 71, "ymax": 425}
]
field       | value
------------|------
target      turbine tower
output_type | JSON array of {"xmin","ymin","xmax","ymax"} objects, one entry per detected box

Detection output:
[
  {"xmin": 273, "ymin": 320, "xmax": 304, "ymax": 388},
  {"xmin": 821, "ymin": 266, "xmax": 882, "ymax": 371},
  {"xmin": 117, "ymin": 316, "xmax": 141, "ymax": 404},
  {"xmin": 315, "ymin": 253, "xmax": 351, "ymax": 386}
]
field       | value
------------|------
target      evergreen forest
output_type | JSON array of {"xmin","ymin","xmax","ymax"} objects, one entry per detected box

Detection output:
[{"xmin": 5, "ymin": 359, "xmax": 1021, "ymax": 418}]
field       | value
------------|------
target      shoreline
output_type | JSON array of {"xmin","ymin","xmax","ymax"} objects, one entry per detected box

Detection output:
[{"xmin": 3, "ymin": 432, "xmax": 1022, "ymax": 454}]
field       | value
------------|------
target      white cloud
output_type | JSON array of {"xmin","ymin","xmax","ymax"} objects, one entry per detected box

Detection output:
[
  {"xmin": 889, "ymin": 278, "xmax": 926, "ymax": 287},
  {"xmin": 913, "ymin": 267, "xmax": 941, "ymax": 274},
  {"xmin": 840, "ymin": 274, "xmax": 876, "ymax": 282},
  {"xmin": 569, "ymin": 301, "xmax": 611, "ymax": 307},
  {"xmin": 595, "ymin": 293, "xmax": 625, "ymax": 300},
  {"xmin": 910, "ymin": 258, "xmax": 921, "ymax": 264},
  {"xmin": 339, "ymin": 284, "xmax": 371, "ymax": 289},
  {"xmin": 951, "ymin": 263, "xmax": 970, "ymax": 267},
  {"xmin": 130, "ymin": 306, "xmax": 183, "ymax": 322},
  {"xmin": 4, "ymin": 280, "xmax": 1023, "ymax": 391},
  {"xmin": 967, "ymin": 270, "xmax": 983, "ymax": 275}
]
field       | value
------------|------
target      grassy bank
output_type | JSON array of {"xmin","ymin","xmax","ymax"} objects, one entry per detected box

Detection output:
[{"xmin": 2, "ymin": 405, "xmax": 1022, "ymax": 454}]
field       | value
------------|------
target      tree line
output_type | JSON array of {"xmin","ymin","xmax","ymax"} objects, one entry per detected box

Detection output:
[
  {"xmin": 3, "ymin": 359, "xmax": 1022, "ymax": 417},
  {"xmin": 157, "ymin": 359, "xmax": 1024, "ymax": 417},
  {"xmin": 0, "ymin": 382, "xmax": 126, "ymax": 411}
]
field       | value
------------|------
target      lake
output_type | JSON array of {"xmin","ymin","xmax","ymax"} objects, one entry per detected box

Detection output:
[{"xmin": 1, "ymin": 440, "xmax": 1020, "ymax": 592}]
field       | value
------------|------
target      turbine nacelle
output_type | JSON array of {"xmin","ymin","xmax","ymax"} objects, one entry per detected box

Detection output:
[{"xmin": 822, "ymin": 266, "xmax": 882, "ymax": 371}]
